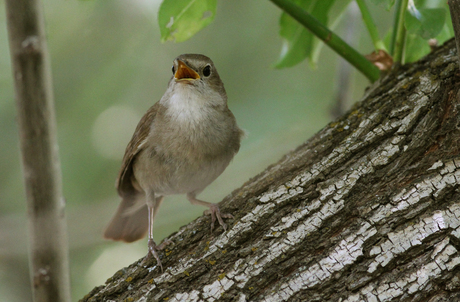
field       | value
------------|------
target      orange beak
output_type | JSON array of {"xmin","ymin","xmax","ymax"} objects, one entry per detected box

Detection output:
[{"xmin": 174, "ymin": 60, "xmax": 200, "ymax": 81}]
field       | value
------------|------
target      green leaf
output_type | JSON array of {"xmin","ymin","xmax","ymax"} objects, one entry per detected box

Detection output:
[
  {"xmin": 387, "ymin": 1, "xmax": 453, "ymax": 63},
  {"xmin": 274, "ymin": 0, "xmax": 341, "ymax": 68},
  {"xmin": 274, "ymin": 0, "xmax": 312, "ymax": 68},
  {"xmin": 275, "ymin": 12, "xmax": 312, "ymax": 68},
  {"xmin": 369, "ymin": 0, "xmax": 395, "ymax": 10},
  {"xmin": 404, "ymin": 33, "xmax": 430, "ymax": 62},
  {"xmin": 158, "ymin": 0, "xmax": 217, "ymax": 43},
  {"xmin": 435, "ymin": 14, "xmax": 454, "ymax": 45},
  {"xmin": 405, "ymin": 4, "xmax": 445, "ymax": 39}
]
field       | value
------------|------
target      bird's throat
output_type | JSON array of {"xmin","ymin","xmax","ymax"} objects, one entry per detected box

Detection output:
[{"xmin": 165, "ymin": 85, "xmax": 223, "ymax": 129}]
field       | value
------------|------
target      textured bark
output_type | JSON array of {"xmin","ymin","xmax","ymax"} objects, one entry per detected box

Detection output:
[{"xmin": 81, "ymin": 39, "xmax": 460, "ymax": 302}]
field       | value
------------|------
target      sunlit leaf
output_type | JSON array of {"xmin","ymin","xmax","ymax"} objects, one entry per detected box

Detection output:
[
  {"xmin": 158, "ymin": 0, "xmax": 217, "ymax": 43},
  {"xmin": 405, "ymin": 3, "xmax": 445, "ymax": 39}
]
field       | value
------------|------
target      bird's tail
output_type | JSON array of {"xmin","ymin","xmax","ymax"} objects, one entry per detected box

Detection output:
[{"xmin": 104, "ymin": 194, "xmax": 148, "ymax": 242}]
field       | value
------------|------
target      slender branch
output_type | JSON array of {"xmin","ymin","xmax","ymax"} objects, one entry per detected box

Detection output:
[
  {"xmin": 356, "ymin": 0, "xmax": 387, "ymax": 51},
  {"xmin": 394, "ymin": 26, "xmax": 406, "ymax": 64},
  {"xmin": 391, "ymin": 0, "xmax": 409, "ymax": 63},
  {"xmin": 270, "ymin": 0, "xmax": 380, "ymax": 82},
  {"xmin": 448, "ymin": 0, "xmax": 460, "ymax": 67},
  {"xmin": 4, "ymin": 0, "xmax": 71, "ymax": 301},
  {"xmin": 389, "ymin": 0, "xmax": 401, "ymax": 55}
]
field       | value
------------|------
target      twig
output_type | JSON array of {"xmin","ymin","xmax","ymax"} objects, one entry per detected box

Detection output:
[
  {"xmin": 356, "ymin": 0, "xmax": 387, "ymax": 51},
  {"xmin": 391, "ymin": 0, "xmax": 409, "ymax": 64}
]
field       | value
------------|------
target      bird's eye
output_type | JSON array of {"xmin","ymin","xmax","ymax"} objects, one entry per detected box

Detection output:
[
  {"xmin": 172, "ymin": 65, "xmax": 175, "ymax": 74},
  {"xmin": 203, "ymin": 65, "xmax": 211, "ymax": 77}
]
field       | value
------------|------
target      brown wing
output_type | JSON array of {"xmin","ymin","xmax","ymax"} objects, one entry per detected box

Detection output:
[{"xmin": 116, "ymin": 102, "xmax": 159, "ymax": 197}]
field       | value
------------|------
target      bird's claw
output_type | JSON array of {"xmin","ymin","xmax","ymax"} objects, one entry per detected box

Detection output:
[
  {"xmin": 142, "ymin": 238, "xmax": 172, "ymax": 272},
  {"xmin": 204, "ymin": 204, "xmax": 234, "ymax": 232}
]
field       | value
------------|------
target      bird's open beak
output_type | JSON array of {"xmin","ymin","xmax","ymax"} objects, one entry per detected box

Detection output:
[{"xmin": 174, "ymin": 60, "xmax": 200, "ymax": 81}]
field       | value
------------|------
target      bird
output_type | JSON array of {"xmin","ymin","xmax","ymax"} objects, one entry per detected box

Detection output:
[{"xmin": 104, "ymin": 54, "xmax": 243, "ymax": 271}]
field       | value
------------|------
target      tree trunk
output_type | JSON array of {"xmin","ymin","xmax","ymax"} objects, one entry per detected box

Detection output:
[
  {"xmin": 81, "ymin": 39, "xmax": 460, "ymax": 302},
  {"xmin": 5, "ymin": 0, "xmax": 71, "ymax": 301}
]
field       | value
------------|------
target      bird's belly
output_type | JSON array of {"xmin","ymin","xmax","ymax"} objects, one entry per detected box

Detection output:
[
  {"xmin": 158, "ymin": 163, "xmax": 225, "ymax": 195},
  {"xmin": 133, "ymin": 151, "xmax": 232, "ymax": 196}
]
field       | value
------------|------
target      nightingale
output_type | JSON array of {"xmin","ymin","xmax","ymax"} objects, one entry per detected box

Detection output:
[{"xmin": 104, "ymin": 54, "xmax": 243, "ymax": 271}]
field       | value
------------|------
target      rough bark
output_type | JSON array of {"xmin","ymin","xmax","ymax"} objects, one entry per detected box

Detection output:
[
  {"xmin": 5, "ymin": 0, "xmax": 71, "ymax": 302},
  {"xmin": 81, "ymin": 39, "xmax": 460, "ymax": 302}
]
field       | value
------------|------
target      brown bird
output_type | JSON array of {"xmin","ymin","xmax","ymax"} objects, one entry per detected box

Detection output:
[{"xmin": 104, "ymin": 54, "xmax": 243, "ymax": 271}]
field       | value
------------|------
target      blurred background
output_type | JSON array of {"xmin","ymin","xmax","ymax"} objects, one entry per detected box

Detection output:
[{"xmin": 0, "ymin": 0, "xmax": 416, "ymax": 300}]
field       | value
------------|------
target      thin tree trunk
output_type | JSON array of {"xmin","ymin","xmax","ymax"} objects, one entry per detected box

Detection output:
[
  {"xmin": 82, "ymin": 39, "xmax": 460, "ymax": 302},
  {"xmin": 5, "ymin": 0, "xmax": 71, "ymax": 301},
  {"xmin": 449, "ymin": 0, "xmax": 460, "ymax": 67}
]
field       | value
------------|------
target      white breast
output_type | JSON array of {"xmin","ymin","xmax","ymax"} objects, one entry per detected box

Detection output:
[{"xmin": 165, "ymin": 83, "xmax": 223, "ymax": 129}]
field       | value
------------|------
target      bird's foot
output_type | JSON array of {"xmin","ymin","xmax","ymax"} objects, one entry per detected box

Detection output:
[
  {"xmin": 142, "ymin": 238, "xmax": 172, "ymax": 272},
  {"xmin": 204, "ymin": 204, "xmax": 234, "ymax": 232}
]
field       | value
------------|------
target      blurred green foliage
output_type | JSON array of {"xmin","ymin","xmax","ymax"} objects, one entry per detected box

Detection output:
[
  {"xmin": 405, "ymin": 1, "xmax": 445, "ymax": 39},
  {"xmin": 159, "ymin": 0, "xmax": 217, "ymax": 42},
  {"xmin": 0, "ymin": 0, "xmax": 443, "ymax": 301}
]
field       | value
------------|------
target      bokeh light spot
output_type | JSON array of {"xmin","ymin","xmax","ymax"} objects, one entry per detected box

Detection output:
[{"xmin": 91, "ymin": 106, "xmax": 140, "ymax": 160}]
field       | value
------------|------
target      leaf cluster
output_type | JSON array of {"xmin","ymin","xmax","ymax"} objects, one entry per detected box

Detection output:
[{"xmin": 157, "ymin": 0, "xmax": 453, "ymax": 81}]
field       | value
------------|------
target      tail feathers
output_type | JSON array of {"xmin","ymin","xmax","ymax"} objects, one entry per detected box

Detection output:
[{"xmin": 104, "ymin": 196, "xmax": 148, "ymax": 243}]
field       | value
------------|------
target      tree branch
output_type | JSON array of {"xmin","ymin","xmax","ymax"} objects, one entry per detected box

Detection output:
[
  {"xmin": 449, "ymin": 0, "xmax": 460, "ymax": 67},
  {"xmin": 5, "ymin": 0, "xmax": 71, "ymax": 301}
]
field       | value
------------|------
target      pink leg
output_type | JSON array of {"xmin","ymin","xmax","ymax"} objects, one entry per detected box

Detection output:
[
  {"xmin": 143, "ymin": 196, "xmax": 171, "ymax": 272},
  {"xmin": 187, "ymin": 193, "xmax": 234, "ymax": 232}
]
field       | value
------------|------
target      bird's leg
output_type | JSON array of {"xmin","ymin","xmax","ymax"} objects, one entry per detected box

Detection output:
[
  {"xmin": 143, "ymin": 195, "xmax": 170, "ymax": 272},
  {"xmin": 186, "ymin": 193, "xmax": 234, "ymax": 232}
]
